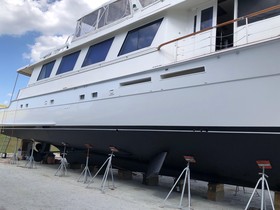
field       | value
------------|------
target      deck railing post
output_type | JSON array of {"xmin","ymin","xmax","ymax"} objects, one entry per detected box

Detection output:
[{"xmin": 245, "ymin": 17, "xmax": 249, "ymax": 44}]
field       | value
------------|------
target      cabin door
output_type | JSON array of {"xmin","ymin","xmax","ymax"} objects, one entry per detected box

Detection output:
[
  {"xmin": 193, "ymin": 2, "xmax": 217, "ymax": 54},
  {"xmin": 216, "ymin": 0, "xmax": 234, "ymax": 50},
  {"xmin": 195, "ymin": 6, "xmax": 215, "ymax": 32}
]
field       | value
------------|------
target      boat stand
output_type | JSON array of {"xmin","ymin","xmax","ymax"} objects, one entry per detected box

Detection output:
[
  {"xmin": 163, "ymin": 156, "xmax": 196, "ymax": 210},
  {"xmin": 77, "ymin": 144, "xmax": 93, "ymax": 183},
  {"xmin": 245, "ymin": 160, "xmax": 275, "ymax": 210},
  {"xmin": 87, "ymin": 147, "xmax": 118, "ymax": 193},
  {"xmin": 24, "ymin": 141, "xmax": 36, "ymax": 169},
  {"xmin": 10, "ymin": 138, "xmax": 19, "ymax": 165},
  {"xmin": 55, "ymin": 143, "xmax": 68, "ymax": 177}
]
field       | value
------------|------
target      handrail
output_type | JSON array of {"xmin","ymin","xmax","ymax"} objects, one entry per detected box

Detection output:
[{"xmin": 158, "ymin": 4, "xmax": 280, "ymax": 50}]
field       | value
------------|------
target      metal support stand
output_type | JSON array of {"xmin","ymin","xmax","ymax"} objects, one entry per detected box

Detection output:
[
  {"xmin": 24, "ymin": 141, "xmax": 36, "ymax": 169},
  {"xmin": 163, "ymin": 156, "xmax": 196, "ymax": 209},
  {"xmin": 245, "ymin": 160, "xmax": 275, "ymax": 210},
  {"xmin": 234, "ymin": 186, "xmax": 246, "ymax": 196},
  {"xmin": 77, "ymin": 144, "xmax": 93, "ymax": 183},
  {"xmin": 87, "ymin": 147, "xmax": 118, "ymax": 193},
  {"xmin": 55, "ymin": 143, "xmax": 68, "ymax": 177},
  {"xmin": 10, "ymin": 138, "xmax": 19, "ymax": 165}
]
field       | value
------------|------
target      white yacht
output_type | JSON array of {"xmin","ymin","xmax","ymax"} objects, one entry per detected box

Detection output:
[{"xmin": 1, "ymin": 0, "xmax": 280, "ymax": 190}]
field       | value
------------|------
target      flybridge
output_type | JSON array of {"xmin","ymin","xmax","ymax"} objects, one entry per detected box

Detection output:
[{"xmin": 73, "ymin": 0, "xmax": 160, "ymax": 39}]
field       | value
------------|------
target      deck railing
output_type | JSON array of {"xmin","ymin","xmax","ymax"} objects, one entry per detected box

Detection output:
[{"xmin": 158, "ymin": 4, "xmax": 280, "ymax": 56}]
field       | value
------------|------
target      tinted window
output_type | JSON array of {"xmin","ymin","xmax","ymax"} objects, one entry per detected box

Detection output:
[
  {"xmin": 200, "ymin": 7, "xmax": 213, "ymax": 30},
  {"xmin": 37, "ymin": 60, "xmax": 55, "ymax": 81},
  {"xmin": 238, "ymin": 0, "xmax": 280, "ymax": 26},
  {"xmin": 82, "ymin": 38, "xmax": 114, "ymax": 67},
  {"xmin": 56, "ymin": 51, "xmax": 80, "ymax": 75},
  {"xmin": 118, "ymin": 18, "xmax": 163, "ymax": 56}
]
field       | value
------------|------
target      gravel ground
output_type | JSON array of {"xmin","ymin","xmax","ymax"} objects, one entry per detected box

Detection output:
[{"xmin": 0, "ymin": 158, "xmax": 275, "ymax": 210}]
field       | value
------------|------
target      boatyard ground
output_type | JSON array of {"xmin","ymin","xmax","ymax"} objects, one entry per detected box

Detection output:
[{"xmin": 0, "ymin": 158, "xmax": 274, "ymax": 210}]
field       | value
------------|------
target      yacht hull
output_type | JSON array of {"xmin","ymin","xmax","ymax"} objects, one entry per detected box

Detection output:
[
  {"xmin": 1, "ymin": 38, "xmax": 280, "ymax": 190},
  {"xmin": 2, "ymin": 125, "xmax": 280, "ymax": 191}
]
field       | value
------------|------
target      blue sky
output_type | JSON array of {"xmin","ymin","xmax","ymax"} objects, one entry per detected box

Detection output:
[
  {"xmin": 0, "ymin": 0, "xmax": 109, "ymax": 105},
  {"xmin": 0, "ymin": 33, "xmax": 39, "ymax": 104}
]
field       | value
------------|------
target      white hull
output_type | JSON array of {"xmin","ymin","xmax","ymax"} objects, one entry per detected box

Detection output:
[{"xmin": 2, "ymin": 37, "xmax": 280, "ymax": 129}]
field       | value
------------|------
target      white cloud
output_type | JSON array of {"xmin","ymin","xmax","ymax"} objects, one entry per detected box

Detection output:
[
  {"xmin": 23, "ymin": 34, "xmax": 70, "ymax": 62},
  {"xmin": 0, "ymin": 0, "xmax": 110, "ymax": 62}
]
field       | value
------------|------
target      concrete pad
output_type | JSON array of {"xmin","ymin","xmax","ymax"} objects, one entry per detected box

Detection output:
[{"xmin": 0, "ymin": 158, "xmax": 276, "ymax": 210}]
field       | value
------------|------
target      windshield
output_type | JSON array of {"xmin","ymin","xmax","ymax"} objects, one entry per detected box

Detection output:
[{"xmin": 74, "ymin": 0, "xmax": 131, "ymax": 39}]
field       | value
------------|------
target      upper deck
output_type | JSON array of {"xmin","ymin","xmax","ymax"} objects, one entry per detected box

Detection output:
[{"xmin": 16, "ymin": 0, "xmax": 280, "ymax": 100}]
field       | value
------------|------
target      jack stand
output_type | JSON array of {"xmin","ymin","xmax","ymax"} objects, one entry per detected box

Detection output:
[
  {"xmin": 55, "ymin": 143, "xmax": 68, "ymax": 177},
  {"xmin": 245, "ymin": 160, "xmax": 275, "ymax": 210},
  {"xmin": 10, "ymin": 138, "xmax": 19, "ymax": 165},
  {"xmin": 77, "ymin": 144, "xmax": 93, "ymax": 183},
  {"xmin": 234, "ymin": 186, "xmax": 246, "ymax": 196},
  {"xmin": 87, "ymin": 147, "xmax": 118, "ymax": 193},
  {"xmin": 163, "ymin": 156, "xmax": 196, "ymax": 210},
  {"xmin": 24, "ymin": 141, "xmax": 36, "ymax": 169}
]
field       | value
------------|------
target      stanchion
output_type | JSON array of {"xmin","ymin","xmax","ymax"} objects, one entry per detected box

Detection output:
[
  {"xmin": 244, "ymin": 160, "xmax": 275, "ymax": 210},
  {"xmin": 77, "ymin": 144, "xmax": 93, "ymax": 183},
  {"xmin": 87, "ymin": 146, "xmax": 118, "ymax": 193},
  {"xmin": 55, "ymin": 142, "xmax": 68, "ymax": 177},
  {"xmin": 24, "ymin": 140, "xmax": 36, "ymax": 169},
  {"xmin": 163, "ymin": 156, "xmax": 196, "ymax": 209}
]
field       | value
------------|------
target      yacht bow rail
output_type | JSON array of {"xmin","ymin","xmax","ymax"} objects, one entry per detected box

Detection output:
[{"xmin": 158, "ymin": 4, "xmax": 280, "ymax": 51}]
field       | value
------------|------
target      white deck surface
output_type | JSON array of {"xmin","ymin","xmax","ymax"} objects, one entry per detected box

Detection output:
[{"xmin": 0, "ymin": 158, "xmax": 275, "ymax": 210}]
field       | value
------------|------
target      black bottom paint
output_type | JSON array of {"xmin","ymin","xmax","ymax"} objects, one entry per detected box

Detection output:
[{"xmin": 2, "ymin": 125, "xmax": 280, "ymax": 191}]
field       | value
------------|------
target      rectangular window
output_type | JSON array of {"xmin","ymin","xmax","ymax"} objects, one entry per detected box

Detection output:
[
  {"xmin": 139, "ymin": 0, "xmax": 158, "ymax": 7},
  {"xmin": 37, "ymin": 60, "xmax": 55, "ymax": 81},
  {"xmin": 92, "ymin": 92, "xmax": 98, "ymax": 98},
  {"xmin": 118, "ymin": 18, "xmax": 163, "ymax": 56},
  {"xmin": 238, "ymin": 0, "xmax": 280, "ymax": 26},
  {"xmin": 79, "ymin": 94, "xmax": 85, "ymax": 100},
  {"xmin": 56, "ymin": 51, "xmax": 80, "ymax": 75},
  {"xmin": 82, "ymin": 38, "xmax": 114, "ymax": 67},
  {"xmin": 200, "ymin": 7, "xmax": 213, "ymax": 30}
]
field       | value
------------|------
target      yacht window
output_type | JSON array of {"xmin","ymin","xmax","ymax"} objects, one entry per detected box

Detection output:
[
  {"xmin": 74, "ymin": 0, "xmax": 131, "ymax": 39},
  {"xmin": 139, "ymin": 0, "xmax": 158, "ymax": 7},
  {"xmin": 200, "ymin": 7, "xmax": 213, "ymax": 30},
  {"xmin": 92, "ymin": 92, "xmax": 98, "ymax": 98},
  {"xmin": 56, "ymin": 51, "xmax": 80, "ymax": 75},
  {"xmin": 106, "ymin": 0, "xmax": 131, "ymax": 25},
  {"xmin": 37, "ymin": 60, "xmax": 55, "ymax": 81},
  {"xmin": 82, "ymin": 38, "xmax": 114, "ymax": 67},
  {"xmin": 80, "ymin": 94, "xmax": 85, "ymax": 100},
  {"xmin": 238, "ymin": 0, "xmax": 280, "ymax": 26},
  {"xmin": 118, "ymin": 18, "xmax": 163, "ymax": 56}
]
